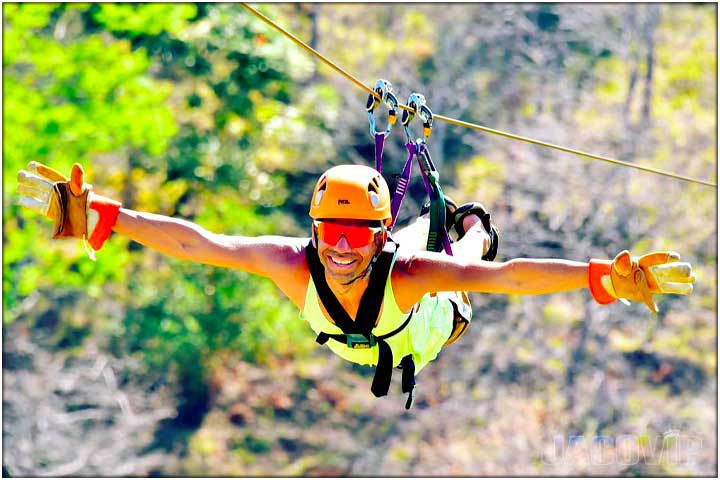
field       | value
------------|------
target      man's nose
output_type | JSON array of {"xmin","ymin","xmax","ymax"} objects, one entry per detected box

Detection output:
[{"xmin": 335, "ymin": 234, "xmax": 352, "ymax": 251}]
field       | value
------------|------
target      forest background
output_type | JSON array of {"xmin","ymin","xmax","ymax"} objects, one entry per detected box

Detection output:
[{"xmin": 2, "ymin": 3, "xmax": 717, "ymax": 476}]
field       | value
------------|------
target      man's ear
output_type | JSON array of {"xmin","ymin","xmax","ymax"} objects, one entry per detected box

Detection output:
[
  {"xmin": 311, "ymin": 224, "xmax": 318, "ymax": 248},
  {"xmin": 376, "ymin": 228, "xmax": 388, "ymax": 249}
]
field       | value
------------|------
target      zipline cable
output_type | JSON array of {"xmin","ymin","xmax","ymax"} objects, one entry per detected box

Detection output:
[
  {"xmin": 433, "ymin": 115, "xmax": 717, "ymax": 187},
  {"xmin": 240, "ymin": 3, "xmax": 717, "ymax": 188}
]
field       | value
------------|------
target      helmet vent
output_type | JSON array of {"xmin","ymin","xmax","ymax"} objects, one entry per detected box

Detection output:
[
  {"xmin": 314, "ymin": 190, "xmax": 324, "ymax": 206},
  {"xmin": 368, "ymin": 176, "xmax": 380, "ymax": 194},
  {"xmin": 317, "ymin": 175, "xmax": 328, "ymax": 191},
  {"xmin": 314, "ymin": 177, "xmax": 327, "ymax": 207}
]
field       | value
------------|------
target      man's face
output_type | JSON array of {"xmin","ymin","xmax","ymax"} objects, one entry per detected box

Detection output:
[{"xmin": 315, "ymin": 219, "xmax": 385, "ymax": 286}]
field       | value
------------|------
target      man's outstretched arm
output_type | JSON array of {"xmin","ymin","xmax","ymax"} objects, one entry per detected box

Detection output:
[
  {"xmin": 18, "ymin": 161, "xmax": 308, "ymax": 284},
  {"xmin": 113, "ymin": 208, "xmax": 306, "ymax": 278},
  {"xmin": 398, "ymin": 253, "xmax": 587, "ymax": 297},
  {"xmin": 457, "ymin": 256, "xmax": 590, "ymax": 295},
  {"xmin": 395, "ymin": 250, "xmax": 693, "ymax": 313}
]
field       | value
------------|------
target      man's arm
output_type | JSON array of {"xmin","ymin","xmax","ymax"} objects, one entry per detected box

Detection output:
[
  {"xmin": 17, "ymin": 162, "xmax": 311, "ymax": 308},
  {"xmin": 113, "ymin": 209, "xmax": 310, "ymax": 308},
  {"xmin": 114, "ymin": 208, "xmax": 308, "ymax": 273},
  {"xmin": 395, "ymin": 251, "xmax": 587, "ymax": 308},
  {"xmin": 394, "ymin": 248, "xmax": 692, "ymax": 314}
]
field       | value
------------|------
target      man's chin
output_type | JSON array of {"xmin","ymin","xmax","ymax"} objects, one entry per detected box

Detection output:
[
  {"xmin": 326, "ymin": 267, "xmax": 366, "ymax": 286},
  {"xmin": 328, "ymin": 270, "xmax": 358, "ymax": 284}
]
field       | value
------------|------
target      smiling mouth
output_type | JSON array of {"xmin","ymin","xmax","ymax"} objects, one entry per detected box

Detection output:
[{"xmin": 328, "ymin": 255, "xmax": 357, "ymax": 268}]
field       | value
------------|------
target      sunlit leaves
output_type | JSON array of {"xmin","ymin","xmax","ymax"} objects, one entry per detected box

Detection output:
[
  {"xmin": 3, "ymin": 4, "xmax": 178, "ymax": 177},
  {"xmin": 3, "ymin": 4, "xmax": 181, "ymax": 327},
  {"xmin": 91, "ymin": 3, "xmax": 198, "ymax": 36},
  {"xmin": 453, "ymin": 155, "xmax": 507, "ymax": 205},
  {"xmin": 401, "ymin": 11, "xmax": 436, "ymax": 60}
]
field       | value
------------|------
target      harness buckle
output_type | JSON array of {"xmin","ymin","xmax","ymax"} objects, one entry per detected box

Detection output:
[{"xmin": 345, "ymin": 333, "xmax": 376, "ymax": 349}]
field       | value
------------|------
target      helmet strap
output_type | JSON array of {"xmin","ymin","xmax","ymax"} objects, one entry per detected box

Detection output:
[{"xmin": 358, "ymin": 228, "xmax": 387, "ymax": 281}]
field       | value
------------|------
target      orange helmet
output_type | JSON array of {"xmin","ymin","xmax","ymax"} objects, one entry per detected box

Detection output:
[{"xmin": 309, "ymin": 165, "xmax": 392, "ymax": 226}]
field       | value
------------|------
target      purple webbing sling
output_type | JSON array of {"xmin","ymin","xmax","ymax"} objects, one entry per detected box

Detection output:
[
  {"xmin": 388, "ymin": 142, "xmax": 415, "ymax": 229},
  {"xmin": 376, "ymin": 135, "xmax": 452, "ymax": 254},
  {"xmin": 374, "ymin": 133, "xmax": 386, "ymax": 173}
]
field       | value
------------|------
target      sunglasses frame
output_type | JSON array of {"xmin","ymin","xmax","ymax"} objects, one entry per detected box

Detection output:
[{"xmin": 313, "ymin": 220, "xmax": 384, "ymax": 249}]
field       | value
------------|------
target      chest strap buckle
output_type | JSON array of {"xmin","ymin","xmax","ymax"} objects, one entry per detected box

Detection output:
[{"xmin": 345, "ymin": 333, "xmax": 377, "ymax": 349}]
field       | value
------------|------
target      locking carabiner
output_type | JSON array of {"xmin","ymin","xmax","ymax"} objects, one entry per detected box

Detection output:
[
  {"xmin": 367, "ymin": 79, "xmax": 399, "ymax": 138},
  {"xmin": 401, "ymin": 92, "xmax": 433, "ymax": 144}
]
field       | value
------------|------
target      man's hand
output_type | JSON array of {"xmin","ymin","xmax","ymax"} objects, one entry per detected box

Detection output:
[
  {"xmin": 589, "ymin": 250, "xmax": 695, "ymax": 312},
  {"xmin": 17, "ymin": 162, "xmax": 122, "ymax": 254},
  {"xmin": 18, "ymin": 161, "xmax": 80, "ymax": 219}
]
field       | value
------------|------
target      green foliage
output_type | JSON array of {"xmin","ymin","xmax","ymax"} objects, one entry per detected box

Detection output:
[
  {"xmin": 2, "ymin": 3, "xmax": 329, "ymax": 444},
  {"xmin": 3, "ymin": 3, "xmax": 180, "ymax": 315},
  {"xmin": 3, "ymin": 5, "xmax": 177, "ymax": 176},
  {"xmin": 118, "ymin": 253, "xmax": 308, "ymax": 369},
  {"xmin": 3, "ymin": 1, "xmax": 314, "ymax": 416},
  {"xmin": 90, "ymin": 3, "xmax": 198, "ymax": 36}
]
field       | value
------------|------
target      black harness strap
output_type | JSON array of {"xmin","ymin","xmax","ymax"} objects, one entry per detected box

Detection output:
[
  {"xmin": 399, "ymin": 354, "xmax": 416, "ymax": 409},
  {"xmin": 306, "ymin": 239, "xmax": 416, "ymax": 406},
  {"xmin": 305, "ymin": 239, "xmax": 395, "ymax": 333},
  {"xmin": 315, "ymin": 310, "xmax": 414, "ymax": 400}
]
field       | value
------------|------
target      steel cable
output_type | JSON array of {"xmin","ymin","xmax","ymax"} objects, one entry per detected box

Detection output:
[{"xmin": 240, "ymin": 3, "xmax": 716, "ymax": 188}]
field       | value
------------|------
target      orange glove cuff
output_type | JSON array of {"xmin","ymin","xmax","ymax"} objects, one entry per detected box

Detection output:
[
  {"xmin": 588, "ymin": 259, "xmax": 616, "ymax": 305},
  {"xmin": 88, "ymin": 196, "xmax": 122, "ymax": 251}
]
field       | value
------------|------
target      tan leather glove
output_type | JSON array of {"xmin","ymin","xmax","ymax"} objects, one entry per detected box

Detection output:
[
  {"xmin": 18, "ymin": 162, "xmax": 122, "ymax": 257},
  {"xmin": 589, "ymin": 250, "xmax": 695, "ymax": 313}
]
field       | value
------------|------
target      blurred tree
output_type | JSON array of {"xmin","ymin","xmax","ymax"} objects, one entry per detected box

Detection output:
[{"xmin": 3, "ymin": 2, "xmax": 319, "ymax": 435}]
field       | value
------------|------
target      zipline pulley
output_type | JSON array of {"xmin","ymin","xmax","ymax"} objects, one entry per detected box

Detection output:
[
  {"xmin": 399, "ymin": 93, "xmax": 450, "ymax": 254},
  {"xmin": 366, "ymin": 79, "xmax": 399, "ymax": 138},
  {"xmin": 368, "ymin": 86, "xmax": 452, "ymax": 254},
  {"xmin": 401, "ymin": 93, "xmax": 433, "ymax": 144}
]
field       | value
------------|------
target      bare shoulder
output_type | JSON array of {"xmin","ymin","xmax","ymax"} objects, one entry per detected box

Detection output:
[
  {"xmin": 246, "ymin": 235, "xmax": 309, "ymax": 263},
  {"xmin": 219, "ymin": 235, "xmax": 310, "ymax": 310},
  {"xmin": 391, "ymin": 246, "xmax": 487, "ymax": 311},
  {"xmin": 390, "ymin": 248, "xmax": 449, "ymax": 312},
  {"xmin": 239, "ymin": 234, "xmax": 310, "ymax": 279},
  {"xmin": 253, "ymin": 235, "xmax": 311, "ymax": 310},
  {"xmin": 219, "ymin": 234, "xmax": 307, "ymax": 269},
  {"xmin": 392, "ymin": 247, "xmax": 460, "ymax": 278}
]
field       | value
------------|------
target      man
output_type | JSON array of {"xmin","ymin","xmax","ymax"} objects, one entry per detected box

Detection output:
[{"xmin": 17, "ymin": 161, "xmax": 694, "ymax": 407}]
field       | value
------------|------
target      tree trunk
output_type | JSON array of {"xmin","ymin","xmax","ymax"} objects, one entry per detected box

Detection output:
[
  {"xmin": 623, "ymin": 6, "xmax": 639, "ymax": 129},
  {"xmin": 641, "ymin": 4, "xmax": 660, "ymax": 127}
]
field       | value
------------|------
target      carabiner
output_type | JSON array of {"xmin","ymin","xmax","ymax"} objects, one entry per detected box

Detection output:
[
  {"xmin": 366, "ymin": 79, "xmax": 391, "ymax": 112},
  {"xmin": 367, "ymin": 79, "xmax": 399, "ymax": 138},
  {"xmin": 401, "ymin": 93, "xmax": 425, "ymax": 127},
  {"xmin": 402, "ymin": 93, "xmax": 433, "ymax": 144},
  {"xmin": 418, "ymin": 104, "xmax": 433, "ymax": 141}
]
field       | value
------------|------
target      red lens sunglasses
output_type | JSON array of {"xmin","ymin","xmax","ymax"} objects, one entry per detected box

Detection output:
[{"xmin": 314, "ymin": 220, "xmax": 383, "ymax": 248}]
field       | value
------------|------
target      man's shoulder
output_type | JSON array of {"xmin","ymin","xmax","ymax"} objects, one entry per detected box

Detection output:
[
  {"xmin": 391, "ymin": 244, "xmax": 462, "ymax": 279},
  {"xmin": 392, "ymin": 244, "xmax": 428, "ymax": 271},
  {"xmin": 249, "ymin": 236, "xmax": 310, "ymax": 309},
  {"xmin": 261, "ymin": 235, "xmax": 311, "ymax": 264},
  {"xmin": 389, "ymin": 246, "xmax": 430, "ymax": 312}
]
